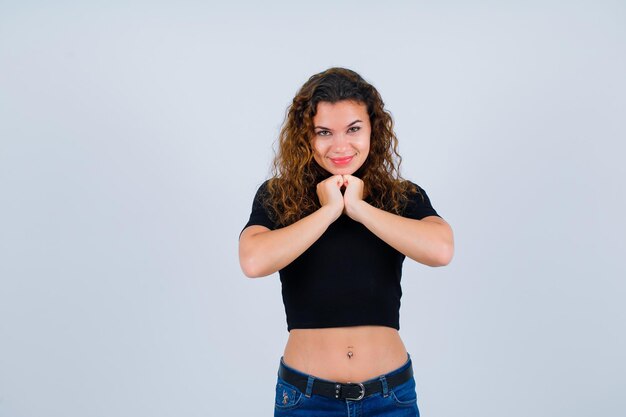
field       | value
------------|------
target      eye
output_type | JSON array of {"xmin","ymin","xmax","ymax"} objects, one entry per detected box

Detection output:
[
  {"xmin": 348, "ymin": 126, "xmax": 361, "ymax": 133},
  {"xmin": 316, "ymin": 130, "xmax": 331, "ymax": 137}
]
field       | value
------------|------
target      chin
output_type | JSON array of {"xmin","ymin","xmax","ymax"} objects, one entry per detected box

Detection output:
[
  {"xmin": 316, "ymin": 161, "xmax": 362, "ymax": 177},
  {"xmin": 329, "ymin": 168, "xmax": 356, "ymax": 176}
]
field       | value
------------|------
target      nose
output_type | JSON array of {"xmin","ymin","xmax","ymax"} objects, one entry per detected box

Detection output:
[{"xmin": 331, "ymin": 133, "xmax": 349, "ymax": 153}]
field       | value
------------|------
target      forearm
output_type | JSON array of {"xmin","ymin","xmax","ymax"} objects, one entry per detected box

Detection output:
[
  {"xmin": 239, "ymin": 206, "xmax": 339, "ymax": 277},
  {"xmin": 348, "ymin": 201, "xmax": 454, "ymax": 267}
]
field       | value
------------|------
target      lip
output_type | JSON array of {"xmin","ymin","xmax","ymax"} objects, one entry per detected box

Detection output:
[{"xmin": 329, "ymin": 155, "xmax": 354, "ymax": 165}]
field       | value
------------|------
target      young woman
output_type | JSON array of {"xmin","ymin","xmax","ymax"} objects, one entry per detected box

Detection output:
[{"xmin": 239, "ymin": 67, "xmax": 454, "ymax": 416}]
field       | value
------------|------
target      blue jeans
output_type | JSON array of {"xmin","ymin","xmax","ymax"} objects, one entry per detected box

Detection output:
[{"xmin": 274, "ymin": 354, "xmax": 420, "ymax": 416}]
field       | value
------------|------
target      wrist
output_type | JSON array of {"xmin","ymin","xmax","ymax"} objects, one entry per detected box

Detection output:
[
  {"xmin": 345, "ymin": 199, "xmax": 369, "ymax": 222},
  {"xmin": 319, "ymin": 203, "xmax": 343, "ymax": 223}
]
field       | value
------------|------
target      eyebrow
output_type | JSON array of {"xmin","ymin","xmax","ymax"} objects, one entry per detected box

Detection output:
[{"xmin": 314, "ymin": 120, "xmax": 363, "ymax": 130}]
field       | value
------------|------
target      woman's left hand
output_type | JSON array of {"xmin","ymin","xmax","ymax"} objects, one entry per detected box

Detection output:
[
  {"xmin": 342, "ymin": 174, "xmax": 366, "ymax": 220},
  {"xmin": 340, "ymin": 174, "xmax": 454, "ymax": 266}
]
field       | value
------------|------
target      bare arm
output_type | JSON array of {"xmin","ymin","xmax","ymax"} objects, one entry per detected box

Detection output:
[
  {"xmin": 343, "ymin": 175, "xmax": 454, "ymax": 267},
  {"xmin": 239, "ymin": 175, "xmax": 345, "ymax": 278}
]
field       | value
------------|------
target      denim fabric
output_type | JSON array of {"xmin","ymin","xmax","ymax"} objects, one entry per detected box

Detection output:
[{"xmin": 274, "ymin": 355, "xmax": 420, "ymax": 417}]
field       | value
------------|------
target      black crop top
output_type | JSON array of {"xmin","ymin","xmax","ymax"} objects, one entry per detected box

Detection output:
[{"xmin": 243, "ymin": 180, "xmax": 440, "ymax": 331}]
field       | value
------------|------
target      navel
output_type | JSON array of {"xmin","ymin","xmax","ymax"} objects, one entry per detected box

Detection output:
[{"xmin": 347, "ymin": 345, "xmax": 354, "ymax": 359}]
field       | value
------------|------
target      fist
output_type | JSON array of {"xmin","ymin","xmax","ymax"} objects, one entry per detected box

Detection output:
[
  {"xmin": 316, "ymin": 175, "xmax": 345, "ymax": 216},
  {"xmin": 342, "ymin": 175, "xmax": 365, "ymax": 219}
]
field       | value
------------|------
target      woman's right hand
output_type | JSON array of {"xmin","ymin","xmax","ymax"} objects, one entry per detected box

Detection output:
[
  {"xmin": 316, "ymin": 175, "xmax": 345, "ymax": 220},
  {"xmin": 240, "ymin": 176, "xmax": 347, "ymax": 278},
  {"xmin": 239, "ymin": 175, "xmax": 344, "ymax": 278}
]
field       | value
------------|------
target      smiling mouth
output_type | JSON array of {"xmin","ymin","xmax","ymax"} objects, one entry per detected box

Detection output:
[{"xmin": 329, "ymin": 155, "xmax": 354, "ymax": 165}]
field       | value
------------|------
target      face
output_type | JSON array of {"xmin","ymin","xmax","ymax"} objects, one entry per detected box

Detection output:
[{"xmin": 311, "ymin": 100, "xmax": 371, "ymax": 175}]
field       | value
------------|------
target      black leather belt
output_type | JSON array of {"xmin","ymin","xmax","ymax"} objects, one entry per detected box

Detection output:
[{"xmin": 278, "ymin": 360, "xmax": 413, "ymax": 401}]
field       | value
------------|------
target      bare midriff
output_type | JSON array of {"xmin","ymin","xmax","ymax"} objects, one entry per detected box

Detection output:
[{"xmin": 282, "ymin": 325, "xmax": 408, "ymax": 383}]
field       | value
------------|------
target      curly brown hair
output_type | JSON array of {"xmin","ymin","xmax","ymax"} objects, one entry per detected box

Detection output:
[{"xmin": 266, "ymin": 67, "xmax": 416, "ymax": 226}]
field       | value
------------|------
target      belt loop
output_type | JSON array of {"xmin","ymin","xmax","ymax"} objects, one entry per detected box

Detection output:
[
  {"xmin": 305, "ymin": 376, "xmax": 314, "ymax": 398},
  {"xmin": 379, "ymin": 375, "xmax": 389, "ymax": 398}
]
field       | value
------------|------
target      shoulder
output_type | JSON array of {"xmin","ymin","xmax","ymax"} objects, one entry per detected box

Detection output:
[
  {"xmin": 244, "ymin": 178, "xmax": 278, "ymax": 230},
  {"xmin": 252, "ymin": 178, "xmax": 279, "ymax": 201},
  {"xmin": 254, "ymin": 178, "xmax": 271, "ymax": 196},
  {"xmin": 400, "ymin": 180, "xmax": 441, "ymax": 220},
  {"xmin": 403, "ymin": 180, "xmax": 426, "ymax": 201},
  {"xmin": 257, "ymin": 177, "xmax": 286, "ymax": 194}
]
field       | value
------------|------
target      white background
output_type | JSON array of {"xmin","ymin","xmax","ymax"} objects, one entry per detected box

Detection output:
[{"xmin": 1, "ymin": 1, "xmax": 625, "ymax": 416}]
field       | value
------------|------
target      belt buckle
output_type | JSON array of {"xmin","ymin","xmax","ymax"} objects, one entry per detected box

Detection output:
[{"xmin": 344, "ymin": 382, "xmax": 365, "ymax": 401}]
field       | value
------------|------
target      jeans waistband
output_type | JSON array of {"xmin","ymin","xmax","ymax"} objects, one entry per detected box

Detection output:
[{"xmin": 278, "ymin": 353, "xmax": 413, "ymax": 401}]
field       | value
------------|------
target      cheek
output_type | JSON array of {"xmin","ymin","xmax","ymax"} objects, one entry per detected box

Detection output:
[
  {"xmin": 362, "ymin": 137, "xmax": 371, "ymax": 154},
  {"xmin": 311, "ymin": 140, "xmax": 325, "ymax": 156}
]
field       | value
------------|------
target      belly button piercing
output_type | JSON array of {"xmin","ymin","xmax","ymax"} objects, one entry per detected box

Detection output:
[{"xmin": 347, "ymin": 351, "xmax": 353, "ymax": 359}]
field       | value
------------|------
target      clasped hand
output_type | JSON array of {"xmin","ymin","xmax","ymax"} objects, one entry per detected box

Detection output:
[{"xmin": 316, "ymin": 175, "xmax": 366, "ymax": 221}]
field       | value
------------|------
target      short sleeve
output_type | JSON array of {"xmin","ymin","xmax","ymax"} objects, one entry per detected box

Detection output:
[
  {"xmin": 242, "ymin": 180, "xmax": 278, "ymax": 232},
  {"xmin": 402, "ymin": 182, "xmax": 441, "ymax": 220}
]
